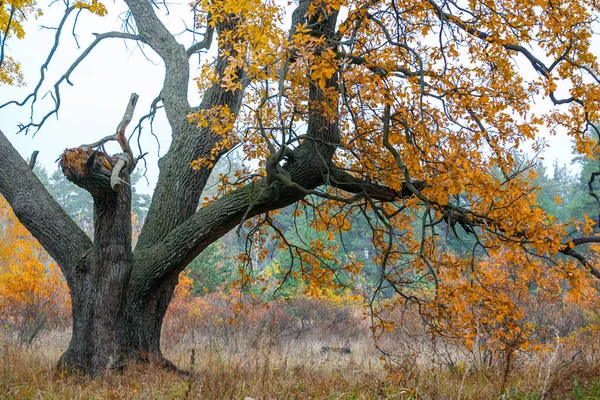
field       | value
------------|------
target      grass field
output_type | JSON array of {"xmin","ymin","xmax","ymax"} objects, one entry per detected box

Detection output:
[{"xmin": 2, "ymin": 326, "xmax": 600, "ymax": 399}]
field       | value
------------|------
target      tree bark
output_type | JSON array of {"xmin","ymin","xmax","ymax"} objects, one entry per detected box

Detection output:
[
  {"xmin": 56, "ymin": 149, "xmax": 133, "ymax": 375},
  {"xmin": 117, "ymin": 1, "xmax": 248, "ymax": 361},
  {"xmin": 124, "ymin": 274, "xmax": 178, "ymax": 361},
  {"xmin": 85, "ymin": 0, "xmax": 348, "ymax": 366}
]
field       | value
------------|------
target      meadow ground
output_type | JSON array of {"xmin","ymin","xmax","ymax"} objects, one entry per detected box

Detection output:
[{"xmin": 2, "ymin": 326, "xmax": 600, "ymax": 400}]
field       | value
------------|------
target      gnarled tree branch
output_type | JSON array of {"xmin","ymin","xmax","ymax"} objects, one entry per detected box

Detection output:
[{"xmin": 0, "ymin": 130, "xmax": 92, "ymax": 276}]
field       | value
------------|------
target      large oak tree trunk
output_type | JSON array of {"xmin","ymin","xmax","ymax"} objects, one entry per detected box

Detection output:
[
  {"xmin": 57, "ymin": 150, "xmax": 133, "ymax": 375},
  {"xmin": 60, "ymin": 1, "xmax": 346, "ymax": 371}
]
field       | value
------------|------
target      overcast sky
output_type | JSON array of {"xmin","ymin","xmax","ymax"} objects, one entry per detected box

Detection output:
[
  {"xmin": 0, "ymin": 1, "xmax": 582, "ymax": 196},
  {"xmin": 0, "ymin": 1, "xmax": 204, "ymax": 194}
]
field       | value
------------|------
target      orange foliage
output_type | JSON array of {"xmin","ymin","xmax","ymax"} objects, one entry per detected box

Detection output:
[
  {"xmin": 181, "ymin": 0, "xmax": 600, "ymax": 351},
  {"xmin": 0, "ymin": 195, "xmax": 70, "ymax": 343},
  {"xmin": 370, "ymin": 247, "xmax": 600, "ymax": 371}
]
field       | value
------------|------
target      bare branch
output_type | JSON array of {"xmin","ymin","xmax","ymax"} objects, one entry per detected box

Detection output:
[
  {"xmin": 116, "ymin": 93, "xmax": 139, "ymax": 136},
  {"xmin": 1, "ymin": 25, "xmax": 142, "ymax": 134},
  {"xmin": 0, "ymin": 130, "xmax": 92, "ymax": 275},
  {"xmin": 0, "ymin": 6, "xmax": 76, "ymax": 115},
  {"xmin": 28, "ymin": 150, "xmax": 39, "ymax": 169},
  {"xmin": 186, "ymin": 14, "xmax": 214, "ymax": 57},
  {"xmin": 115, "ymin": 93, "xmax": 139, "ymax": 167},
  {"xmin": 0, "ymin": 5, "xmax": 16, "ymax": 70},
  {"xmin": 328, "ymin": 166, "xmax": 424, "ymax": 201},
  {"xmin": 80, "ymin": 134, "xmax": 118, "ymax": 151},
  {"xmin": 588, "ymin": 171, "xmax": 600, "ymax": 226},
  {"xmin": 129, "ymin": 93, "xmax": 162, "ymax": 178},
  {"xmin": 561, "ymin": 248, "xmax": 600, "ymax": 279},
  {"xmin": 567, "ymin": 237, "xmax": 600, "ymax": 247}
]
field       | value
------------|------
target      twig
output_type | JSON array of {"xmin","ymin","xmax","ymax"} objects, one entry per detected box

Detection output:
[
  {"xmin": 185, "ymin": 13, "xmax": 214, "ymax": 57},
  {"xmin": 0, "ymin": 5, "xmax": 16, "ymax": 71},
  {"xmin": 1, "ymin": 19, "xmax": 141, "ymax": 135},
  {"xmin": 0, "ymin": 6, "xmax": 76, "ymax": 116},
  {"xmin": 457, "ymin": 364, "xmax": 470, "ymax": 400},
  {"xmin": 540, "ymin": 330, "xmax": 561, "ymax": 400}
]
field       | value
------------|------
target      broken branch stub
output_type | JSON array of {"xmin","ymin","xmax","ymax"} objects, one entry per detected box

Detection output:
[
  {"xmin": 110, "ymin": 158, "xmax": 127, "ymax": 192},
  {"xmin": 59, "ymin": 147, "xmax": 122, "ymax": 196},
  {"xmin": 116, "ymin": 93, "xmax": 138, "ymax": 168}
]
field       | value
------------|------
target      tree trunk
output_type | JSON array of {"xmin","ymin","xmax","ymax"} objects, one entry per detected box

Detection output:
[
  {"xmin": 57, "ymin": 150, "xmax": 133, "ymax": 375},
  {"xmin": 124, "ymin": 274, "xmax": 178, "ymax": 360}
]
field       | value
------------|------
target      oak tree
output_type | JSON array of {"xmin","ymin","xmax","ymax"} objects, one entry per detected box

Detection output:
[{"xmin": 1, "ymin": 0, "xmax": 600, "ymax": 375}]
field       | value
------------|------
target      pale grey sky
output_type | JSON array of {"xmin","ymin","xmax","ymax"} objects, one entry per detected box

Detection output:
[
  {"xmin": 0, "ymin": 0, "xmax": 582, "ymax": 198},
  {"xmin": 0, "ymin": 1, "xmax": 204, "ymax": 193}
]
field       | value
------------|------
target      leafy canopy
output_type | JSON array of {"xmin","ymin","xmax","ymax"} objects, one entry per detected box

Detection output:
[
  {"xmin": 185, "ymin": 0, "xmax": 600, "ymax": 343},
  {"xmin": 3, "ymin": 0, "xmax": 600, "ymax": 353}
]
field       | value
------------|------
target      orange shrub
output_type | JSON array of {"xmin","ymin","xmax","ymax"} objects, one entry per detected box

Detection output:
[{"xmin": 0, "ymin": 195, "xmax": 71, "ymax": 345}]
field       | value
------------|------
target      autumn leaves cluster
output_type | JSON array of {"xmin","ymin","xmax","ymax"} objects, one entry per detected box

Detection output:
[{"xmin": 0, "ymin": 196, "xmax": 70, "ymax": 344}]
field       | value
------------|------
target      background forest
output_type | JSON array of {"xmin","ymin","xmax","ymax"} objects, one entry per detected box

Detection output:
[{"xmin": 2, "ymin": 152, "xmax": 600, "ymax": 398}]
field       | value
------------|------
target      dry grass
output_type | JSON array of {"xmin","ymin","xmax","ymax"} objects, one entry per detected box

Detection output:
[
  {"xmin": 2, "ymin": 330, "xmax": 600, "ymax": 399},
  {"xmin": 2, "ymin": 295, "xmax": 600, "ymax": 398},
  {"xmin": 2, "ymin": 335, "xmax": 385, "ymax": 399}
]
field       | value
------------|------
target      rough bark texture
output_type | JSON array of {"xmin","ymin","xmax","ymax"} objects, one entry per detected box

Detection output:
[
  {"xmin": 0, "ymin": 0, "xmax": 413, "ymax": 375},
  {"xmin": 55, "ymin": 150, "xmax": 133, "ymax": 375}
]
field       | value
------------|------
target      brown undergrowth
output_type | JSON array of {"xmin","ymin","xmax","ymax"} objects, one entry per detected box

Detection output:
[
  {"xmin": 2, "ymin": 336, "xmax": 599, "ymax": 399},
  {"xmin": 2, "ymin": 297, "xmax": 600, "ymax": 400}
]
